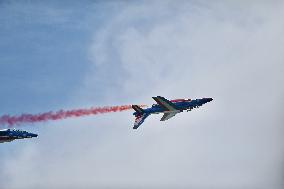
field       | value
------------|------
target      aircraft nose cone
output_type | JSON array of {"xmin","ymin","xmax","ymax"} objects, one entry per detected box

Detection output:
[
  {"xmin": 31, "ymin": 134, "xmax": 38, "ymax": 138},
  {"xmin": 204, "ymin": 98, "xmax": 213, "ymax": 103}
]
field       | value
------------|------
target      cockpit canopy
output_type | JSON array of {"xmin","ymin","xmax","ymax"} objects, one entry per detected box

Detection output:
[
  {"xmin": 4, "ymin": 129, "xmax": 26, "ymax": 133},
  {"xmin": 170, "ymin": 99, "xmax": 191, "ymax": 103},
  {"xmin": 0, "ymin": 129, "xmax": 10, "ymax": 132}
]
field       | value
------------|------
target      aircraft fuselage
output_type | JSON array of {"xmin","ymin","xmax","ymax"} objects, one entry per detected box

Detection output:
[
  {"xmin": 0, "ymin": 129, "xmax": 38, "ymax": 143},
  {"xmin": 134, "ymin": 98, "xmax": 213, "ymax": 116}
]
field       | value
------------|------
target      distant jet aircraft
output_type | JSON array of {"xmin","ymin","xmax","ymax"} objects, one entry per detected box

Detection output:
[
  {"xmin": 0, "ymin": 129, "xmax": 38, "ymax": 143},
  {"xmin": 132, "ymin": 96, "xmax": 213, "ymax": 129}
]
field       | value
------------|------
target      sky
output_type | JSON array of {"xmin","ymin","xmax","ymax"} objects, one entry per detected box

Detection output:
[{"xmin": 0, "ymin": 1, "xmax": 284, "ymax": 189}]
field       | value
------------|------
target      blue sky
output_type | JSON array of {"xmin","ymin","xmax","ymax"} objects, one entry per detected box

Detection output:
[
  {"xmin": 0, "ymin": 1, "xmax": 284, "ymax": 189},
  {"xmin": 0, "ymin": 1, "xmax": 89, "ymax": 113},
  {"xmin": 0, "ymin": 1, "xmax": 127, "ymax": 114}
]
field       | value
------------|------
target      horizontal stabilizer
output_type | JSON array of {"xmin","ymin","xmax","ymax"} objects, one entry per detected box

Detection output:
[{"xmin": 132, "ymin": 105, "xmax": 144, "ymax": 114}]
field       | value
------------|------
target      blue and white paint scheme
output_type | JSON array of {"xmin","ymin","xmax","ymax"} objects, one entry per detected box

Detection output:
[
  {"xmin": 0, "ymin": 129, "xmax": 38, "ymax": 143},
  {"xmin": 132, "ymin": 96, "xmax": 213, "ymax": 129}
]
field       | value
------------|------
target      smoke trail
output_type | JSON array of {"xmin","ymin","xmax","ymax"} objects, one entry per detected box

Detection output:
[{"xmin": 0, "ymin": 105, "xmax": 145, "ymax": 127}]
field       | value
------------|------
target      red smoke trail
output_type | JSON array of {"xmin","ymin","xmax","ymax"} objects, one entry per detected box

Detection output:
[{"xmin": 0, "ymin": 105, "xmax": 145, "ymax": 127}]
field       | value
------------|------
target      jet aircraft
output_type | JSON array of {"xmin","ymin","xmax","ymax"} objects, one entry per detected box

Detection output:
[
  {"xmin": 0, "ymin": 129, "xmax": 38, "ymax": 143},
  {"xmin": 132, "ymin": 96, "xmax": 213, "ymax": 129}
]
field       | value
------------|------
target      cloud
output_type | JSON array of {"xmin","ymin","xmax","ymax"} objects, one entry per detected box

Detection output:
[{"xmin": 1, "ymin": 1, "xmax": 284, "ymax": 189}]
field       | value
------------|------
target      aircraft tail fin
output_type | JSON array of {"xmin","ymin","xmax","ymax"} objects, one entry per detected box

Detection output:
[
  {"xmin": 132, "ymin": 105, "xmax": 148, "ymax": 129},
  {"xmin": 132, "ymin": 105, "xmax": 144, "ymax": 114},
  {"xmin": 133, "ymin": 113, "xmax": 149, "ymax": 129}
]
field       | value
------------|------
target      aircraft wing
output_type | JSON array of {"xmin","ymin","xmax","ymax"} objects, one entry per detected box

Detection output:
[
  {"xmin": 152, "ymin": 96, "xmax": 179, "ymax": 111},
  {"xmin": 160, "ymin": 112, "xmax": 178, "ymax": 121}
]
